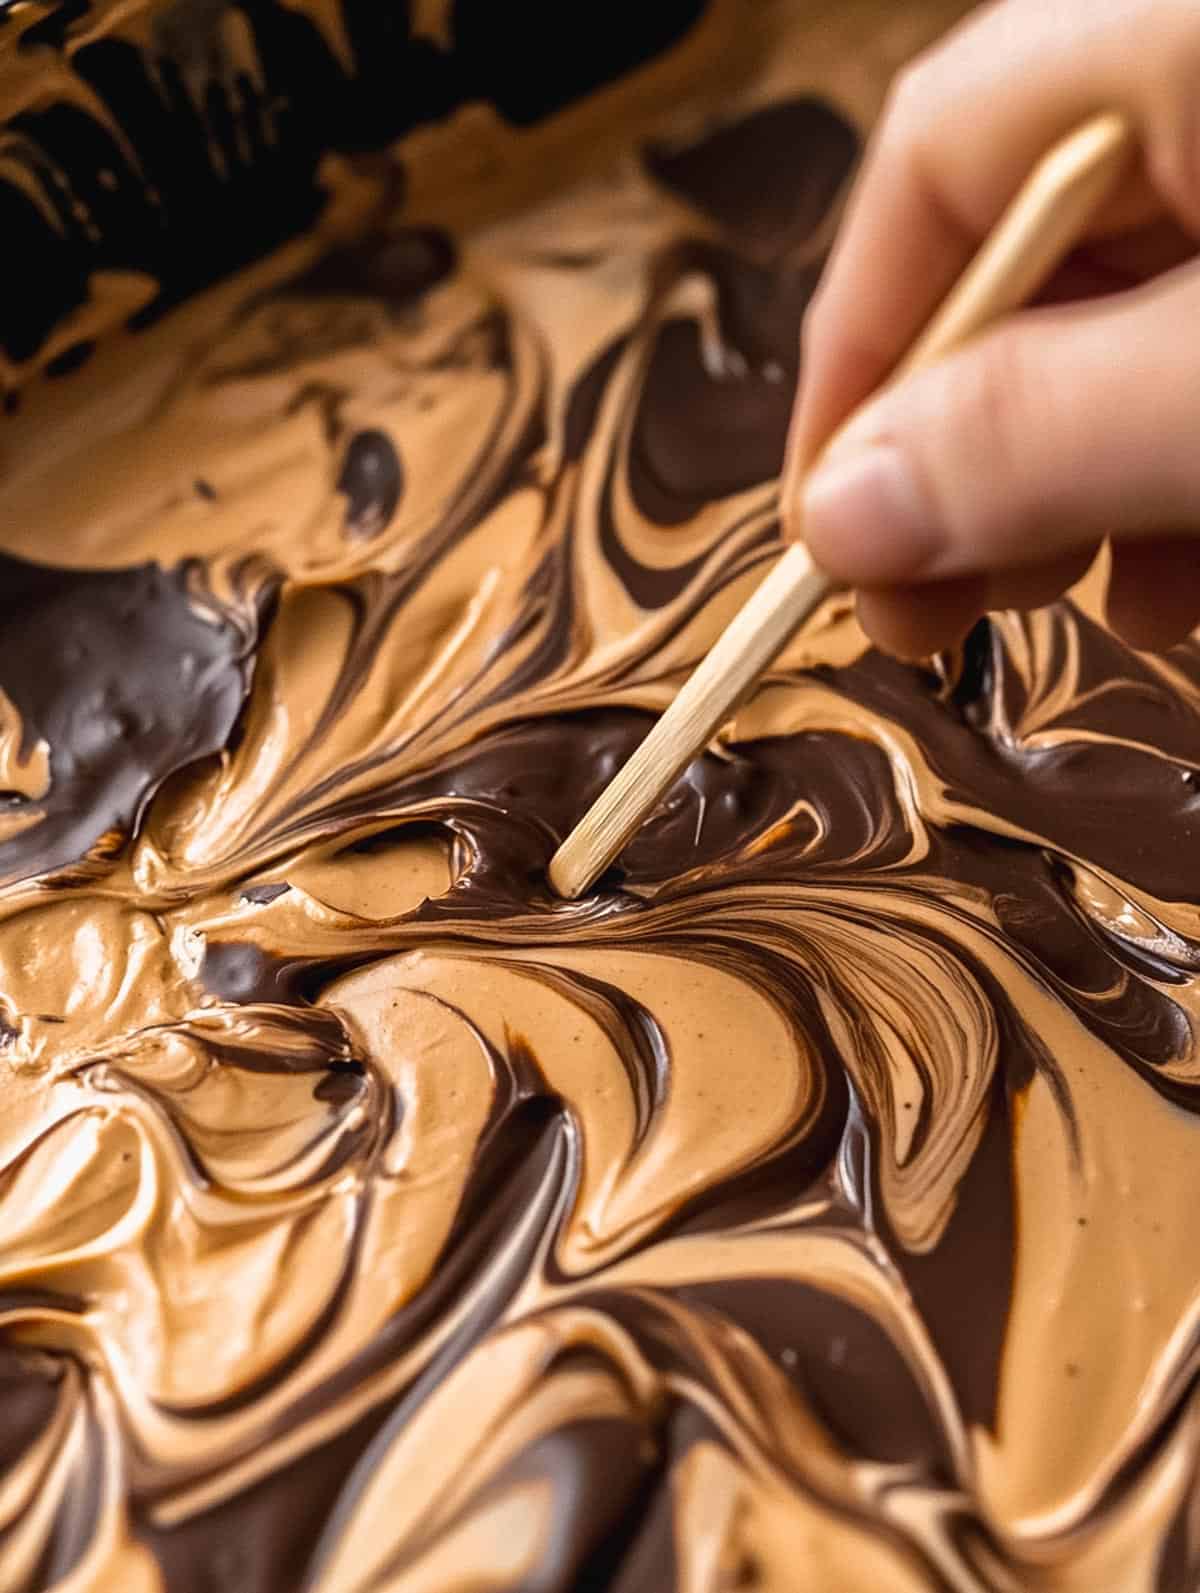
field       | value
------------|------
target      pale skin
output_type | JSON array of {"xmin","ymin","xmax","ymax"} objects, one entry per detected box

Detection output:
[{"xmin": 783, "ymin": 0, "xmax": 1200, "ymax": 658}]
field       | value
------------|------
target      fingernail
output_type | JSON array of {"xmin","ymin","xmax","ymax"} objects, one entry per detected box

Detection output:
[{"xmin": 802, "ymin": 443, "xmax": 942, "ymax": 584}]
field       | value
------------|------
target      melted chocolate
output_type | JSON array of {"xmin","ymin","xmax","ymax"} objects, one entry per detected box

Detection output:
[
  {"xmin": 645, "ymin": 95, "xmax": 859, "ymax": 255},
  {"xmin": 337, "ymin": 429, "xmax": 404, "ymax": 541},
  {"xmin": 199, "ymin": 941, "xmax": 317, "ymax": 1006},
  {"xmin": 2, "ymin": 17, "xmax": 1199, "ymax": 1593},
  {"xmin": 0, "ymin": 1346, "xmax": 62, "ymax": 1476},
  {"xmin": 629, "ymin": 317, "xmax": 797, "ymax": 521},
  {"xmin": 676, "ymin": 1277, "xmax": 950, "ymax": 1469},
  {"xmin": 0, "ymin": 554, "xmax": 257, "ymax": 885},
  {"xmin": 287, "ymin": 226, "xmax": 456, "ymax": 304}
]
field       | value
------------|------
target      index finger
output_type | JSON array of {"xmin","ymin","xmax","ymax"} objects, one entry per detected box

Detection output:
[{"xmin": 783, "ymin": 0, "xmax": 1186, "ymax": 495}]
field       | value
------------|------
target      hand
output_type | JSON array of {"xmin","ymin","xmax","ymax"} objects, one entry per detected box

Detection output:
[{"xmin": 782, "ymin": 0, "xmax": 1200, "ymax": 658}]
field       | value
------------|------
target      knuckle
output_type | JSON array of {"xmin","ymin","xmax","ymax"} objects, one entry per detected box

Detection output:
[
  {"xmin": 872, "ymin": 59, "xmax": 937, "ymax": 179},
  {"xmin": 884, "ymin": 58, "xmax": 931, "ymax": 132},
  {"xmin": 872, "ymin": 58, "xmax": 943, "ymax": 203}
]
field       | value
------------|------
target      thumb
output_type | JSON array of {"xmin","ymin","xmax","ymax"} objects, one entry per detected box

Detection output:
[{"xmin": 788, "ymin": 258, "xmax": 1200, "ymax": 588}]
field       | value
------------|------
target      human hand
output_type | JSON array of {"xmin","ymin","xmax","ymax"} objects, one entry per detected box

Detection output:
[{"xmin": 783, "ymin": 0, "xmax": 1200, "ymax": 657}]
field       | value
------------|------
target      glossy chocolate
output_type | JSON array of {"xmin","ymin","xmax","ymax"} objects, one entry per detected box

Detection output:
[
  {"xmin": 0, "ymin": 554, "xmax": 258, "ymax": 885},
  {"xmin": 2, "ymin": 3, "xmax": 1199, "ymax": 1589}
]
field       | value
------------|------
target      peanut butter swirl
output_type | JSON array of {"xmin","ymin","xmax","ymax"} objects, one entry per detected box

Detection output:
[{"xmin": 3, "ymin": 3, "xmax": 1200, "ymax": 1590}]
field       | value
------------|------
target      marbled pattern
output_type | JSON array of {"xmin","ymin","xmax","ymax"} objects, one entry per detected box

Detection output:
[{"xmin": 4, "ymin": 2, "xmax": 1200, "ymax": 1590}]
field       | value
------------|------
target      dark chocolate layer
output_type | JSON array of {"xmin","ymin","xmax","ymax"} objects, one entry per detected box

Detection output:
[{"xmin": 1, "ymin": 18, "xmax": 1198, "ymax": 1591}]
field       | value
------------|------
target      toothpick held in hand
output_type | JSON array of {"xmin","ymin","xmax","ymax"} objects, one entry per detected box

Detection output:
[{"xmin": 549, "ymin": 111, "xmax": 1135, "ymax": 899}]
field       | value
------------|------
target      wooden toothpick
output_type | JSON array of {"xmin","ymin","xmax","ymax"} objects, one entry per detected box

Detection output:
[{"xmin": 549, "ymin": 111, "xmax": 1135, "ymax": 899}]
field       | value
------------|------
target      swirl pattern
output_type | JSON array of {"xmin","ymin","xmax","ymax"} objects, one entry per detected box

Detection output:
[{"xmin": 3, "ymin": 2, "xmax": 1200, "ymax": 1590}]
